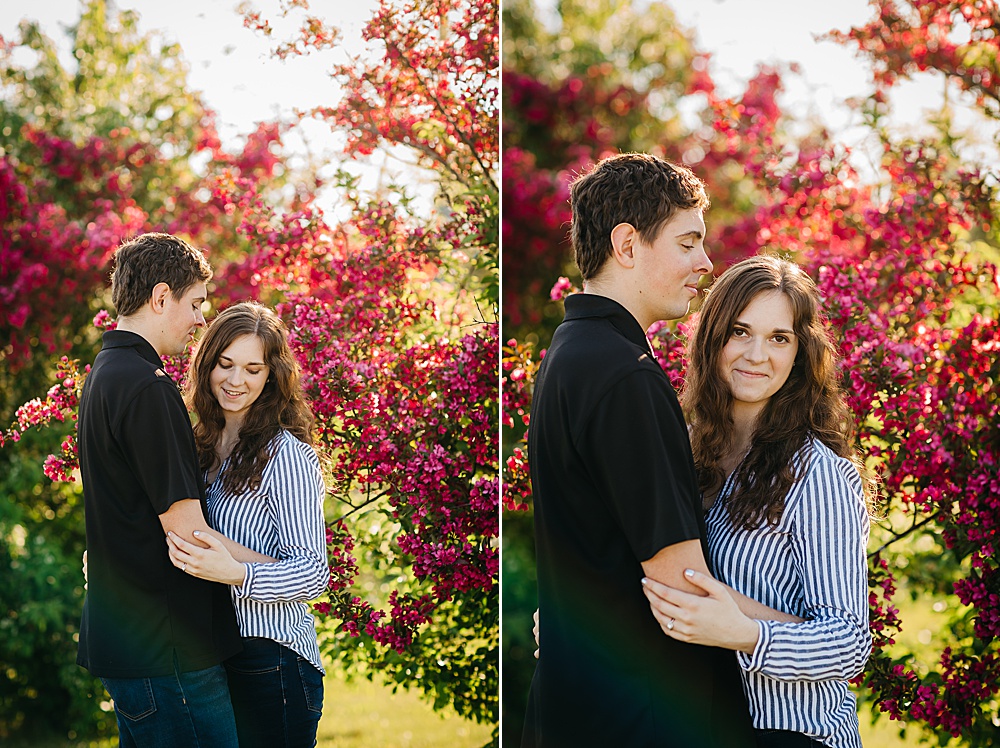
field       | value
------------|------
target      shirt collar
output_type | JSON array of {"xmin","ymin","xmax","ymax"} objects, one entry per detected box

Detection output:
[
  {"xmin": 563, "ymin": 293, "xmax": 651, "ymax": 351},
  {"xmin": 101, "ymin": 330, "xmax": 164, "ymax": 368}
]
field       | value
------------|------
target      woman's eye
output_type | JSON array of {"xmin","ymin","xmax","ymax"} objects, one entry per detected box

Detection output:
[
  {"xmin": 732, "ymin": 328, "xmax": 748, "ymax": 338},
  {"xmin": 218, "ymin": 363, "xmax": 231, "ymax": 370}
]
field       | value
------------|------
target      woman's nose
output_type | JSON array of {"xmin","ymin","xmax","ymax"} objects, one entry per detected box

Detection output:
[{"xmin": 744, "ymin": 338, "xmax": 767, "ymax": 363}]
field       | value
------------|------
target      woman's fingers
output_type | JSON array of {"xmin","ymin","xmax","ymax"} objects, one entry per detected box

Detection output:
[
  {"xmin": 681, "ymin": 568, "xmax": 728, "ymax": 598},
  {"xmin": 166, "ymin": 532, "xmax": 198, "ymax": 570}
]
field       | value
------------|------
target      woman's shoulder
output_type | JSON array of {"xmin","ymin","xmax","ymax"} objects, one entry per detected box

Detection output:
[
  {"xmin": 266, "ymin": 430, "xmax": 321, "ymax": 473},
  {"xmin": 795, "ymin": 433, "xmax": 851, "ymax": 467},
  {"xmin": 793, "ymin": 435, "xmax": 864, "ymax": 499}
]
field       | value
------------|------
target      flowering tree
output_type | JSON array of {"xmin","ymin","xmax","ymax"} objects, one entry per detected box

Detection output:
[
  {"xmin": 241, "ymin": 0, "xmax": 499, "ymax": 728},
  {"xmin": 2, "ymin": 0, "xmax": 497, "ymax": 741},
  {"xmin": 503, "ymin": 0, "xmax": 999, "ymax": 745},
  {"xmin": 0, "ymin": 4, "xmax": 293, "ymax": 737},
  {"xmin": 501, "ymin": 0, "xmax": 790, "ymax": 340}
]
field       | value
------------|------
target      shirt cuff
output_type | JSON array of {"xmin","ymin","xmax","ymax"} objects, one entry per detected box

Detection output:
[
  {"xmin": 737, "ymin": 619, "xmax": 770, "ymax": 672},
  {"xmin": 233, "ymin": 563, "xmax": 254, "ymax": 598}
]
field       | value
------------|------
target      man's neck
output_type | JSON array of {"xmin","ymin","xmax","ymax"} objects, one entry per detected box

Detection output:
[
  {"xmin": 582, "ymin": 280, "xmax": 652, "ymax": 332},
  {"xmin": 114, "ymin": 317, "xmax": 163, "ymax": 358}
]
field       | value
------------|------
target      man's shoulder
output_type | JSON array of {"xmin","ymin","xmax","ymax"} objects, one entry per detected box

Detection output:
[
  {"xmin": 91, "ymin": 343, "xmax": 161, "ymax": 383},
  {"xmin": 86, "ymin": 346, "xmax": 181, "ymax": 415},
  {"xmin": 546, "ymin": 315, "xmax": 659, "ymax": 378}
]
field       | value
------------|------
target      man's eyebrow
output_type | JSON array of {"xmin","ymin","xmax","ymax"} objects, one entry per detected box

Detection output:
[{"xmin": 675, "ymin": 229, "xmax": 704, "ymax": 240}]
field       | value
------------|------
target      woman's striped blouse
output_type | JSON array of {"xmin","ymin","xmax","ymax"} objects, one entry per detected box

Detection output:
[
  {"xmin": 206, "ymin": 430, "xmax": 329, "ymax": 673},
  {"xmin": 705, "ymin": 436, "xmax": 871, "ymax": 748}
]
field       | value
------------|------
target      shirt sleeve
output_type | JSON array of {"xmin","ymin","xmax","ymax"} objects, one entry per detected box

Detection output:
[
  {"xmin": 234, "ymin": 438, "xmax": 329, "ymax": 603},
  {"xmin": 737, "ymin": 454, "xmax": 872, "ymax": 681},
  {"xmin": 576, "ymin": 368, "xmax": 703, "ymax": 562},
  {"xmin": 117, "ymin": 379, "xmax": 204, "ymax": 514}
]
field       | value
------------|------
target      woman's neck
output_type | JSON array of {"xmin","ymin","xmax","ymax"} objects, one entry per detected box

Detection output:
[
  {"xmin": 728, "ymin": 402, "xmax": 762, "ymax": 462},
  {"xmin": 218, "ymin": 417, "xmax": 244, "ymax": 460}
]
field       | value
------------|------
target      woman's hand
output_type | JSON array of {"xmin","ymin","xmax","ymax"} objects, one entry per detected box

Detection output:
[
  {"xmin": 82, "ymin": 550, "xmax": 88, "ymax": 590},
  {"xmin": 167, "ymin": 531, "xmax": 247, "ymax": 586},
  {"xmin": 641, "ymin": 569, "xmax": 760, "ymax": 653}
]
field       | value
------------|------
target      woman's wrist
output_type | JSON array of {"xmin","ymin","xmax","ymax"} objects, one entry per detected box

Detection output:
[{"xmin": 735, "ymin": 617, "xmax": 761, "ymax": 654}]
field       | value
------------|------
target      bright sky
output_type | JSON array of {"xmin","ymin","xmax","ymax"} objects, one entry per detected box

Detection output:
[
  {"xmin": 667, "ymin": 0, "xmax": 992, "ymax": 164},
  {"xmin": 0, "ymin": 0, "xmax": 427, "ymax": 217},
  {"xmin": 2, "ymin": 1, "xmax": 995, "ymax": 188},
  {"xmin": 526, "ymin": 0, "xmax": 997, "ymax": 179},
  {"xmin": 0, "ymin": 0, "xmax": 374, "ymax": 143}
]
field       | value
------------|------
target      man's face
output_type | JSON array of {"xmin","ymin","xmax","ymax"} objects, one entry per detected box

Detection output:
[
  {"xmin": 632, "ymin": 207, "xmax": 712, "ymax": 323},
  {"xmin": 160, "ymin": 282, "xmax": 208, "ymax": 356}
]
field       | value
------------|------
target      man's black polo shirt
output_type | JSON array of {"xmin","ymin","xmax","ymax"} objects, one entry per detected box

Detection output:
[
  {"xmin": 77, "ymin": 330, "xmax": 241, "ymax": 678},
  {"xmin": 523, "ymin": 294, "xmax": 754, "ymax": 747}
]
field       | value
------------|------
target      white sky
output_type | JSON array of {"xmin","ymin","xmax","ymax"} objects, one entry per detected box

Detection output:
[
  {"xmin": 0, "ymin": 0, "xmax": 436, "ymax": 217},
  {"xmin": 0, "ymin": 0, "xmax": 374, "ymax": 144},
  {"xmin": 2, "ymin": 0, "xmax": 996, "ymax": 193},
  {"xmin": 667, "ymin": 0, "xmax": 997, "ymax": 167},
  {"xmin": 529, "ymin": 0, "xmax": 998, "ymax": 180}
]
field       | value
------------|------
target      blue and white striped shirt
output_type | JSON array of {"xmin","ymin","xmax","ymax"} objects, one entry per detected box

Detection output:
[
  {"xmin": 206, "ymin": 430, "xmax": 329, "ymax": 673},
  {"xmin": 706, "ymin": 436, "xmax": 871, "ymax": 748}
]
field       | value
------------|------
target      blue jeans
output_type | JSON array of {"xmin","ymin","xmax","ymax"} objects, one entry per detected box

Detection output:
[
  {"xmin": 755, "ymin": 730, "xmax": 825, "ymax": 747},
  {"xmin": 100, "ymin": 661, "xmax": 238, "ymax": 748},
  {"xmin": 225, "ymin": 637, "xmax": 324, "ymax": 748}
]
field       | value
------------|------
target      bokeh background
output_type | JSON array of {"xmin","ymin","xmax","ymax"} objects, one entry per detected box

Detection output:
[
  {"xmin": 0, "ymin": 0, "xmax": 498, "ymax": 745},
  {"xmin": 501, "ymin": 1, "xmax": 1000, "ymax": 746}
]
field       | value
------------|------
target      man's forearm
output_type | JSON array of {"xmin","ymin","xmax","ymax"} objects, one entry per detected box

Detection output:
[
  {"xmin": 728, "ymin": 585, "xmax": 803, "ymax": 622},
  {"xmin": 203, "ymin": 529, "xmax": 276, "ymax": 564}
]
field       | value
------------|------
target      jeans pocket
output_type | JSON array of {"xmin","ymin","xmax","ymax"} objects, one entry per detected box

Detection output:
[
  {"xmin": 100, "ymin": 676, "xmax": 157, "ymax": 722},
  {"xmin": 296, "ymin": 658, "xmax": 324, "ymax": 715},
  {"xmin": 227, "ymin": 637, "xmax": 281, "ymax": 675}
]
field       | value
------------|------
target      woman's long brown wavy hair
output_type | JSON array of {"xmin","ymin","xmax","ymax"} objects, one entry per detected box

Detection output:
[
  {"xmin": 185, "ymin": 302, "xmax": 315, "ymax": 496},
  {"xmin": 683, "ymin": 254, "xmax": 871, "ymax": 529}
]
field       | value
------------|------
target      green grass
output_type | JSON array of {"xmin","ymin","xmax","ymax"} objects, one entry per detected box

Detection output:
[
  {"xmin": 317, "ymin": 674, "xmax": 493, "ymax": 747},
  {"xmin": 5, "ymin": 672, "xmax": 494, "ymax": 748}
]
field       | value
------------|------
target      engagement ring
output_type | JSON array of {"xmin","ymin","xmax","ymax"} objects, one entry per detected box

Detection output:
[{"xmin": 667, "ymin": 618, "xmax": 675, "ymax": 631}]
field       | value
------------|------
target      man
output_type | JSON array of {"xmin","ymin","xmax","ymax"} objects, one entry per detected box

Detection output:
[
  {"xmin": 77, "ymin": 233, "xmax": 269, "ymax": 747},
  {"xmin": 523, "ymin": 154, "xmax": 767, "ymax": 746}
]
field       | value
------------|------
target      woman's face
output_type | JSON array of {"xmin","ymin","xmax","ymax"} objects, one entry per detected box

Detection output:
[
  {"xmin": 208, "ymin": 333, "xmax": 269, "ymax": 423},
  {"xmin": 719, "ymin": 290, "xmax": 799, "ymax": 417}
]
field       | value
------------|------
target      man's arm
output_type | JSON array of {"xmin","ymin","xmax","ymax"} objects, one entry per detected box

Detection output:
[
  {"xmin": 159, "ymin": 499, "xmax": 275, "ymax": 563},
  {"xmin": 642, "ymin": 539, "xmax": 801, "ymax": 623}
]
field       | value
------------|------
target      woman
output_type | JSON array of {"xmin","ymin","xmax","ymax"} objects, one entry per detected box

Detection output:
[
  {"xmin": 166, "ymin": 301, "xmax": 329, "ymax": 748},
  {"xmin": 642, "ymin": 255, "xmax": 874, "ymax": 748}
]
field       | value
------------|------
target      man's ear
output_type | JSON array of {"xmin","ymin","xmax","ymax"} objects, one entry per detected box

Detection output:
[
  {"xmin": 609, "ymin": 223, "xmax": 638, "ymax": 269},
  {"xmin": 149, "ymin": 282, "xmax": 171, "ymax": 314}
]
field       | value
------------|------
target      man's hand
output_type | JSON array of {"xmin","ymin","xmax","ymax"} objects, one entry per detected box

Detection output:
[
  {"xmin": 82, "ymin": 550, "xmax": 88, "ymax": 590},
  {"xmin": 642, "ymin": 569, "xmax": 760, "ymax": 653},
  {"xmin": 532, "ymin": 609, "xmax": 540, "ymax": 659}
]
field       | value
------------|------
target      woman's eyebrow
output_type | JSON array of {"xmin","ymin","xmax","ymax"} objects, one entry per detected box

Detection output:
[
  {"xmin": 219, "ymin": 354, "xmax": 267, "ymax": 366},
  {"xmin": 733, "ymin": 320, "xmax": 794, "ymax": 335}
]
